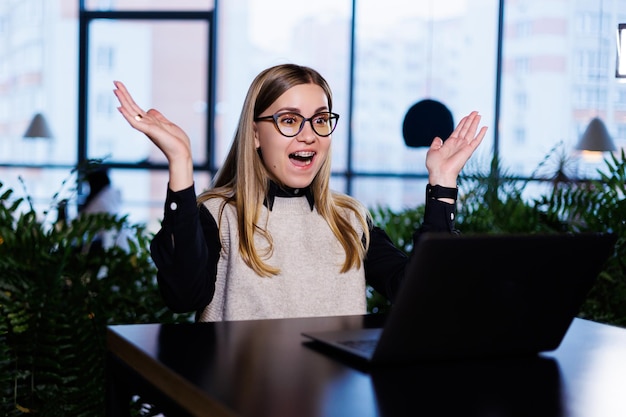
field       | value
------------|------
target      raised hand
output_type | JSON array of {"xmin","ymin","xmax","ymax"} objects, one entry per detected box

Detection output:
[
  {"xmin": 113, "ymin": 81, "xmax": 193, "ymax": 191},
  {"xmin": 425, "ymin": 111, "xmax": 487, "ymax": 188}
]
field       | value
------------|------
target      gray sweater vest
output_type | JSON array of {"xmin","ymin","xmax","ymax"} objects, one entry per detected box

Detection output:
[{"xmin": 198, "ymin": 195, "xmax": 367, "ymax": 321}]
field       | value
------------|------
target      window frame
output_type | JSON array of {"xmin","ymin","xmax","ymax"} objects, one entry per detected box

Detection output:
[{"xmin": 77, "ymin": 2, "xmax": 217, "ymax": 174}]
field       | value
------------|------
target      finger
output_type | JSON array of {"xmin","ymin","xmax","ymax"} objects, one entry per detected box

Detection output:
[
  {"xmin": 456, "ymin": 111, "xmax": 479, "ymax": 139},
  {"xmin": 450, "ymin": 114, "xmax": 470, "ymax": 138},
  {"xmin": 113, "ymin": 83, "xmax": 137, "ymax": 121},
  {"xmin": 113, "ymin": 81, "xmax": 135, "ymax": 109},
  {"xmin": 462, "ymin": 113, "xmax": 482, "ymax": 142},
  {"xmin": 115, "ymin": 101, "xmax": 142, "ymax": 127},
  {"xmin": 429, "ymin": 136, "xmax": 444, "ymax": 150},
  {"xmin": 113, "ymin": 81, "xmax": 146, "ymax": 122},
  {"xmin": 148, "ymin": 109, "xmax": 168, "ymax": 123},
  {"xmin": 471, "ymin": 126, "xmax": 488, "ymax": 148}
]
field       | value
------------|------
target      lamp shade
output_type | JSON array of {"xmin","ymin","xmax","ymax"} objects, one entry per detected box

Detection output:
[
  {"xmin": 23, "ymin": 113, "xmax": 53, "ymax": 139},
  {"xmin": 575, "ymin": 117, "xmax": 616, "ymax": 152},
  {"xmin": 402, "ymin": 99, "xmax": 454, "ymax": 148}
]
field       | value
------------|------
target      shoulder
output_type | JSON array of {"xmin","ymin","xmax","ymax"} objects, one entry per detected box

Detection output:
[
  {"xmin": 331, "ymin": 190, "xmax": 368, "ymax": 216},
  {"xmin": 200, "ymin": 195, "xmax": 236, "ymax": 218},
  {"xmin": 330, "ymin": 191, "xmax": 371, "ymax": 231}
]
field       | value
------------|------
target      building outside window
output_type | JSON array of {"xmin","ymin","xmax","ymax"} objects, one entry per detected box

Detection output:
[{"xmin": 0, "ymin": 0, "xmax": 624, "ymax": 231}]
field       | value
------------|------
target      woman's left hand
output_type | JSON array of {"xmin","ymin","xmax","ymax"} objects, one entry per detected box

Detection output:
[{"xmin": 425, "ymin": 111, "xmax": 487, "ymax": 188}]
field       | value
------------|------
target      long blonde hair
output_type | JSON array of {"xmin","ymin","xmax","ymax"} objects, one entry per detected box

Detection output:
[{"xmin": 198, "ymin": 63, "xmax": 370, "ymax": 277}]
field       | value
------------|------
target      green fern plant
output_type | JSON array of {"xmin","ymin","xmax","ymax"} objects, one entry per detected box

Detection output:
[
  {"xmin": 0, "ymin": 176, "xmax": 192, "ymax": 417},
  {"xmin": 457, "ymin": 150, "xmax": 570, "ymax": 234},
  {"xmin": 369, "ymin": 149, "xmax": 626, "ymax": 326},
  {"xmin": 534, "ymin": 150, "xmax": 626, "ymax": 325}
]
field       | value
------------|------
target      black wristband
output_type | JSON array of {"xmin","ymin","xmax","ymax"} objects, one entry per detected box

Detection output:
[{"xmin": 426, "ymin": 184, "xmax": 458, "ymax": 200}]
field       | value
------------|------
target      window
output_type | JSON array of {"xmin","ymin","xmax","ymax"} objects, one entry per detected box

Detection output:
[
  {"xmin": 95, "ymin": 45, "xmax": 114, "ymax": 71},
  {"xmin": 351, "ymin": 0, "xmax": 498, "ymax": 208},
  {"xmin": 214, "ymin": 0, "xmax": 352, "ymax": 173},
  {"xmin": 2, "ymin": 0, "xmax": 625, "ymax": 230},
  {"xmin": 85, "ymin": 19, "xmax": 211, "ymax": 166},
  {"xmin": 514, "ymin": 127, "xmax": 526, "ymax": 145},
  {"xmin": 499, "ymin": 0, "xmax": 625, "ymax": 179},
  {"xmin": 515, "ymin": 92, "xmax": 527, "ymax": 109}
]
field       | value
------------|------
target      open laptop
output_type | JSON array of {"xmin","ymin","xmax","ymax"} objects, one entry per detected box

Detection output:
[{"xmin": 302, "ymin": 232, "xmax": 617, "ymax": 365}]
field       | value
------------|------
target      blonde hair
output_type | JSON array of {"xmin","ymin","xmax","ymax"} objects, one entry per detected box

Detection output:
[{"xmin": 198, "ymin": 64, "xmax": 370, "ymax": 277}]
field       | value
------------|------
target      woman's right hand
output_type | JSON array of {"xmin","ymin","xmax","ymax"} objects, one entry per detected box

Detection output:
[{"xmin": 113, "ymin": 80, "xmax": 194, "ymax": 191}]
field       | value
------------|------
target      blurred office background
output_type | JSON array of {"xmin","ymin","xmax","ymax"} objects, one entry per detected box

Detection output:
[{"xmin": 1, "ymin": 0, "xmax": 625, "ymax": 233}]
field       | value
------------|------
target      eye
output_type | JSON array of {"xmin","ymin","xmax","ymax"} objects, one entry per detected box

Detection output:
[
  {"xmin": 277, "ymin": 113, "xmax": 301, "ymax": 126},
  {"xmin": 312, "ymin": 113, "xmax": 330, "ymax": 126}
]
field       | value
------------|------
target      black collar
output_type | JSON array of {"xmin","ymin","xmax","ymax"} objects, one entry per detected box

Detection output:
[{"xmin": 265, "ymin": 180, "xmax": 315, "ymax": 211}]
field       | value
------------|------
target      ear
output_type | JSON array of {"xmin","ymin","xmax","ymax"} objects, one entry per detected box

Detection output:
[{"xmin": 253, "ymin": 122, "xmax": 261, "ymax": 149}]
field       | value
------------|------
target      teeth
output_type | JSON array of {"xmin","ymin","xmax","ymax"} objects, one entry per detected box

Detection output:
[{"xmin": 290, "ymin": 151, "xmax": 314, "ymax": 166}]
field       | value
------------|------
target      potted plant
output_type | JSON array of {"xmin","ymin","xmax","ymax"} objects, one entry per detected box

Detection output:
[
  {"xmin": 368, "ymin": 149, "xmax": 626, "ymax": 326},
  {"xmin": 0, "ymin": 171, "xmax": 192, "ymax": 417}
]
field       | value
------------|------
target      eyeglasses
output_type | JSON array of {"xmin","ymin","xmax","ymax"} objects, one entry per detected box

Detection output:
[{"xmin": 254, "ymin": 111, "xmax": 340, "ymax": 138}]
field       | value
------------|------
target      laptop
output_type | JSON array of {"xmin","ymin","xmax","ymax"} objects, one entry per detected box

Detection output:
[{"xmin": 302, "ymin": 232, "xmax": 617, "ymax": 364}]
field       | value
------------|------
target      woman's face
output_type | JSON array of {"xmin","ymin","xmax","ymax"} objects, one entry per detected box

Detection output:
[{"xmin": 254, "ymin": 83, "xmax": 332, "ymax": 189}]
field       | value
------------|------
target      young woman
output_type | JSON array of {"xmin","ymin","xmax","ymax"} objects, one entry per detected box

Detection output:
[{"xmin": 113, "ymin": 63, "xmax": 487, "ymax": 321}]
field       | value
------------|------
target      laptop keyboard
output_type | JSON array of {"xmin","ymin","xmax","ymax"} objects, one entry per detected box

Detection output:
[{"xmin": 338, "ymin": 339, "xmax": 378, "ymax": 355}]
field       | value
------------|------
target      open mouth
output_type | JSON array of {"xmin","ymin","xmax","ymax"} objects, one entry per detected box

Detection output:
[{"xmin": 289, "ymin": 151, "xmax": 315, "ymax": 166}]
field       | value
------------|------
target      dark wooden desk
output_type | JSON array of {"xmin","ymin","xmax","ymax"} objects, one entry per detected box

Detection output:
[{"xmin": 106, "ymin": 316, "xmax": 626, "ymax": 417}]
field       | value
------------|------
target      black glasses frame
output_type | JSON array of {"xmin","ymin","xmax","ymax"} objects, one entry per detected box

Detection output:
[{"xmin": 254, "ymin": 111, "xmax": 340, "ymax": 138}]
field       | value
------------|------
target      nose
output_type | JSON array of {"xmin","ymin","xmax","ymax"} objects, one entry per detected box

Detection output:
[{"xmin": 296, "ymin": 120, "xmax": 317, "ymax": 144}]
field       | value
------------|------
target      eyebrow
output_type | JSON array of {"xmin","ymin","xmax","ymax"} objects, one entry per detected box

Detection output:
[{"xmin": 275, "ymin": 106, "xmax": 329, "ymax": 114}]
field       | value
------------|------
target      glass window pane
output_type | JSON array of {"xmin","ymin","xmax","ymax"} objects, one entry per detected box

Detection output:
[
  {"xmin": 99, "ymin": 169, "xmax": 211, "ymax": 233},
  {"xmin": 352, "ymin": 177, "xmax": 429, "ymax": 212},
  {"xmin": 215, "ymin": 0, "xmax": 352, "ymax": 172},
  {"xmin": 1, "ymin": 167, "xmax": 82, "ymax": 224},
  {"xmin": 87, "ymin": 19, "xmax": 209, "ymax": 166},
  {"xmin": 83, "ymin": 0, "xmax": 213, "ymax": 11},
  {"xmin": 500, "ymin": 0, "xmax": 626, "ymax": 179},
  {"xmin": 353, "ymin": 0, "xmax": 498, "ymax": 176},
  {"xmin": 0, "ymin": 167, "xmax": 211, "ymax": 235},
  {"xmin": 329, "ymin": 175, "xmax": 347, "ymax": 195},
  {"xmin": 0, "ymin": 0, "xmax": 77, "ymax": 166}
]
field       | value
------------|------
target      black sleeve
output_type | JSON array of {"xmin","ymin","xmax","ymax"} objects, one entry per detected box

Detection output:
[
  {"xmin": 364, "ymin": 195, "xmax": 458, "ymax": 303},
  {"xmin": 364, "ymin": 225, "xmax": 408, "ymax": 303},
  {"xmin": 150, "ymin": 184, "xmax": 221, "ymax": 313},
  {"xmin": 417, "ymin": 195, "xmax": 460, "ymax": 236}
]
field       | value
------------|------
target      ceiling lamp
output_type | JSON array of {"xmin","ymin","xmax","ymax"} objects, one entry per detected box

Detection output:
[
  {"xmin": 23, "ymin": 113, "xmax": 53, "ymax": 139},
  {"xmin": 575, "ymin": 117, "xmax": 616, "ymax": 152}
]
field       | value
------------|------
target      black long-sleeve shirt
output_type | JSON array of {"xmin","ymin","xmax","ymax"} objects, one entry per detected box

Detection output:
[{"xmin": 151, "ymin": 184, "xmax": 458, "ymax": 314}]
